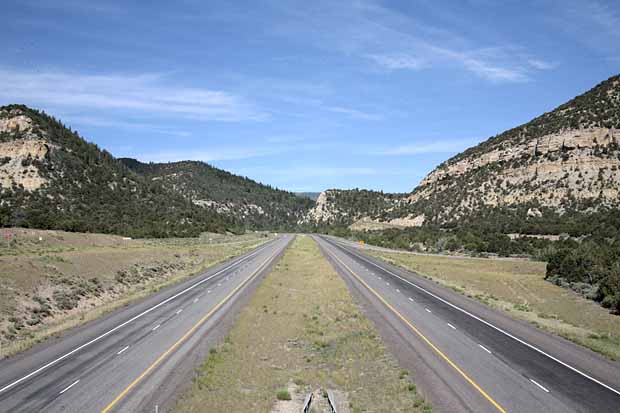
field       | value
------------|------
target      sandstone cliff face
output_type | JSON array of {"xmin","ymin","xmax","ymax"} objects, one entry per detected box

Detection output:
[
  {"xmin": 300, "ymin": 190, "xmax": 345, "ymax": 224},
  {"xmin": 0, "ymin": 139, "xmax": 52, "ymax": 191},
  {"xmin": 0, "ymin": 108, "xmax": 54, "ymax": 191},
  {"xmin": 405, "ymin": 75, "xmax": 620, "ymax": 224}
]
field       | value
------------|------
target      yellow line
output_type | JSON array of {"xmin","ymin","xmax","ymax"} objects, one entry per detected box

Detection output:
[
  {"xmin": 325, "ymin": 242, "xmax": 507, "ymax": 413},
  {"xmin": 101, "ymin": 246, "xmax": 281, "ymax": 413}
]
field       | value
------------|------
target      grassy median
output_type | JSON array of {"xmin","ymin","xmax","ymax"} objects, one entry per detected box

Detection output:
[
  {"xmin": 174, "ymin": 235, "xmax": 430, "ymax": 412},
  {"xmin": 368, "ymin": 250, "xmax": 620, "ymax": 360}
]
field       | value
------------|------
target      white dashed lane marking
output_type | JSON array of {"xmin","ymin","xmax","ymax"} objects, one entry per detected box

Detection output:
[
  {"xmin": 59, "ymin": 380, "xmax": 80, "ymax": 395},
  {"xmin": 530, "ymin": 379, "xmax": 550, "ymax": 393},
  {"xmin": 478, "ymin": 344, "xmax": 492, "ymax": 354},
  {"xmin": 116, "ymin": 346, "xmax": 129, "ymax": 355}
]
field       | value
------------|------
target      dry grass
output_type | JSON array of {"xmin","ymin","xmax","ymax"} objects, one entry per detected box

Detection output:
[
  {"xmin": 369, "ymin": 250, "xmax": 620, "ymax": 360},
  {"xmin": 174, "ymin": 235, "xmax": 431, "ymax": 413},
  {"xmin": 0, "ymin": 228, "xmax": 270, "ymax": 358}
]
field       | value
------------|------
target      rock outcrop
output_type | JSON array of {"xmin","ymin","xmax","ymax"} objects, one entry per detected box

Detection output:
[{"xmin": 405, "ymin": 74, "xmax": 620, "ymax": 224}]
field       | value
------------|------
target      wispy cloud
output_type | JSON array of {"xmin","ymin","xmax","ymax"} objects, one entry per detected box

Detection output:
[
  {"xmin": 527, "ymin": 59, "xmax": 556, "ymax": 71},
  {"xmin": 0, "ymin": 68, "xmax": 266, "ymax": 122},
  {"xmin": 271, "ymin": 0, "xmax": 553, "ymax": 83},
  {"xmin": 327, "ymin": 106, "xmax": 382, "ymax": 120},
  {"xmin": 365, "ymin": 53, "xmax": 428, "ymax": 70},
  {"xmin": 136, "ymin": 146, "xmax": 287, "ymax": 163},
  {"xmin": 374, "ymin": 139, "xmax": 479, "ymax": 156},
  {"xmin": 135, "ymin": 139, "xmax": 334, "ymax": 163},
  {"xmin": 236, "ymin": 166, "xmax": 379, "ymax": 179},
  {"xmin": 65, "ymin": 115, "xmax": 192, "ymax": 136},
  {"xmin": 546, "ymin": 0, "xmax": 620, "ymax": 55}
]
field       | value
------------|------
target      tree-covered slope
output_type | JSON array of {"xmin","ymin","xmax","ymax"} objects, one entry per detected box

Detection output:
[
  {"xmin": 0, "ymin": 105, "xmax": 234, "ymax": 237},
  {"xmin": 119, "ymin": 159, "xmax": 314, "ymax": 230},
  {"xmin": 300, "ymin": 189, "xmax": 407, "ymax": 227}
]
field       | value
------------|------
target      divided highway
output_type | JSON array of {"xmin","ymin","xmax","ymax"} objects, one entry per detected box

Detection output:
[
  {"xmin": 315, "ymin": 235, "xmax": 620, "ymax": 413},
  {"xmin": 0, "ymin": 235, "xmax": 292, "ymax": 413}
]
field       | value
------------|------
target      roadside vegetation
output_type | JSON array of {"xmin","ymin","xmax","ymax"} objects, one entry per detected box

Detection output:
[
  {"xmin": 367, "ymin": 249, "xmax": 620, "ymax": 360},
  {"xmin": 318, "ymin": 221, "xmax": 620, "ymax": 315},
  {"xmin": 174, "ymin": 235, "xmax": 430, "ymax": 412},
  {"xmin": 0, "ymin": 228, "xmax": 270, "ymax": 358}
]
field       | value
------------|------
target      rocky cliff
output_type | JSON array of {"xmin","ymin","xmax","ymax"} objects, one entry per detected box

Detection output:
[{"xmin": 406, "ymin": 74, "xmax": 620, "ymax": 225}]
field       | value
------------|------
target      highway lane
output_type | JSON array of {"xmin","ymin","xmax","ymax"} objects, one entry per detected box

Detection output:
[
  {"xmin": 0, "ymin": 234, "xmax": 293, "ymax": 413},
  {"xmin": 315, "ymin": 235, "xmax": 620, "ymax": 413}
]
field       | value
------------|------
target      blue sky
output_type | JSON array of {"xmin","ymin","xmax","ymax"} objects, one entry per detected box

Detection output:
[{"xmin": 1, "ymin": 0, "xmax": 619, "ymax": 192}]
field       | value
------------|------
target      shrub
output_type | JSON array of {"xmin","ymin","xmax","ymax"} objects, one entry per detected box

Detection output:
[{"xmin": 276, "ymin": 389, "xmax": 291, "ymax": 401}]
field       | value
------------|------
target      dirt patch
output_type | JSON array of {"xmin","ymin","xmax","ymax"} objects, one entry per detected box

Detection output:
[{"xmin": 173, "ymin": 235, "xmax": 430, "ymax": 412}]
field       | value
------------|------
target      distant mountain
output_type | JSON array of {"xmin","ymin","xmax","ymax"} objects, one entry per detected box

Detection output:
[
  {"xmin": 300, "ymin": 189, "xmax": 409, "ymax": 228},
  {"xmin": 120, "ymin": 159, "xmax": 313, "ymax": 229},
  {"xmin": 0, "ymin": 104, "xmax": 312, "ymax": 237},
  {"xmin": 295, "ymin": 192, "xmax": 321, "ymax": 201}
]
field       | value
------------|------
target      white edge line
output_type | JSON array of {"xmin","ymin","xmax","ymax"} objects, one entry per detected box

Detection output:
[
  {"xmin": 327, "ymin": 237, "xmax": 620, "ymax": 397},
  {"xmin": 59, "ymin": 379, "xmax": 80, "ymax": 395},
  {"xmin": 116, "ymin": 346, "xmax": 129, "ymax": 355},
  {"xmin": 530, "ymin": 379, "xmax": 550, "ymax": 393},
  {"xmin": 0, "ymin": 239, "xmax": 277, "ymax": 395},
  {"xmin": 447, "ymin": 323, "xmax": 456, "ymax": 330},
  {"xmin": 478, "ymin": 344, "xmax": 492, "ymax": 354}
]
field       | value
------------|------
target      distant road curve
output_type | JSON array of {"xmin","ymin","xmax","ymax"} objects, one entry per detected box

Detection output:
[
  {"xmin": 315, "ymin": 235, "xmax": 620, "ymax": 413},
  {"xmin": 0, "ymin": 235, "xmax": 293, "ymax": 413}
]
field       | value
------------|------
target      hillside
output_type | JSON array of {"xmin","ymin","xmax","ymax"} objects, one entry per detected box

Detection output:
[
  {"xmin": 300, "ymin": 189, "xmax": 409, "ymax": 227},
  {"xmin": 0, "ymin": 104, "xmax": 307, "ymax": 237},
  {"xmin": 403, "ymin": 74, "xmax": 620, "ymax": 232},
  {"xmin": 295, "ymin": 192, "xmax": 321, "ymax": 201},
  {"xmin": 120, "ymin": 158, "xmax": 313, "ymax": 229}
]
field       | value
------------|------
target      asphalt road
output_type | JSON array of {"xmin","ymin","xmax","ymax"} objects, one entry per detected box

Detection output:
[
  {"xmin": 0, "ymin": 235, "xmax": 292, "ymax": 413},
  {"xmin": 315, "ymin": 235, "xmax": 620, "ymax": 413}
]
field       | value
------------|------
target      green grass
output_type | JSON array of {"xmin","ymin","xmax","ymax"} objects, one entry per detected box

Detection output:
[{"xmin": 276, "ymin": 389, "xmax": 291, "ymax": 401}]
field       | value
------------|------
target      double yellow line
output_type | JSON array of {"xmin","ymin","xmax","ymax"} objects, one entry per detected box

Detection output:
[
  {"xmin": 325, "ymin": 241, "xmax": 507, "ymax": 413},
  {"xmin": 101, "ymin": 243, "xmax": 283, "ymax": 413}
]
